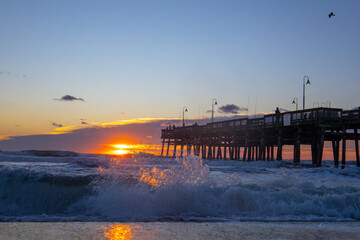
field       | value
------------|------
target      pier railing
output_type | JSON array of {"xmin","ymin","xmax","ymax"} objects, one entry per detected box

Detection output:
[{"xmin": 162, "ymin": 107, "xmax": 344, "ymax": 137}]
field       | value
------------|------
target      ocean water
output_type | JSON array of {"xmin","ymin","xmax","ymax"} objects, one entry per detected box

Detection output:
[{"xmin": 0, "ymin": 150, "xmax": 360, "ymax": 222}]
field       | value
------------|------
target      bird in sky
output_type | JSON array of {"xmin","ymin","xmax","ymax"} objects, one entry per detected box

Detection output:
[{"xmin": 329, "ymin": 12, "xmax": 335, "ymax": 18}]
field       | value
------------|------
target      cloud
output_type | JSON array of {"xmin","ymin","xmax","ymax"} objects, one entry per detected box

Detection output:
[
  {"xmin": 52, "ymin": 122, "xmax": 63, "ymax": 128},
  {"xmin": 80, "ymin": 118, "xmax": 88, "ymax": 124},
  {"xmin": 55, "ymin": 95, "xmax": 85, "ymax": 102},
  {"xmin": 119, "ymin": 112, "xmax": 126, "ymax": 115},
  {"xmin": 218, "ymin": 104, "xmax": 248, "ymax": 114},
  {"xmin": 0, "ymin": 72, "xmax": 25, "ymax": 77}
]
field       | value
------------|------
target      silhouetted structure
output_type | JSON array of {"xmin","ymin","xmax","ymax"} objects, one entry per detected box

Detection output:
[{"xmin": 160, "ymin": 107, "xmax": 360, "ymax": 168}]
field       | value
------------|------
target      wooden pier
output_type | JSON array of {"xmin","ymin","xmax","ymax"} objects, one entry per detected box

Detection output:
[{"xmin": 160, "ymin": 107, "xmax": 360, "ymax": 167}]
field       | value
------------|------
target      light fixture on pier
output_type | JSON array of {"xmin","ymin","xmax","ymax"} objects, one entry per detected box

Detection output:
[
  {"xmin": 182, "ymin": 106, "xmax": 188, "ymax": 126},
  {"xmin": 292, "ymin": 97, "xmax": 298, "ymax": 111},
  {"xmin": 212, "ymin": 99, "xmax": 218, "ymax": 123},
  {"xmin": 303, "ymin": 76, "xmax": 311, "ymax": 110}
]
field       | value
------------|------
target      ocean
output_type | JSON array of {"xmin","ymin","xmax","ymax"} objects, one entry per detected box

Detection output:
[{"xmin": 0, "ymin": 150, "xmax": 359, "ymax": 239}]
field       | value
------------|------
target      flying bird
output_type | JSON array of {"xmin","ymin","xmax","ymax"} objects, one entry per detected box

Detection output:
[{"xmin": 329, "ymin": 12, "xmax": 335, "ymax": 18}]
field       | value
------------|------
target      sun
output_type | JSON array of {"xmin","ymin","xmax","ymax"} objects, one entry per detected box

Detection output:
[
  {"xmin": 111, "ymin": 144, "xmax": 132, "ymax": 156},
  {"xmin": 95, "ymin": 140, "xmax": 162, "ymax": 156},
  {"xmin": 113, "ymin": 144, "xmax": 132, "ymax": 149},
  {"xmin": 112, "ymin": 149, "xmax": 130, "ymax": 155}
]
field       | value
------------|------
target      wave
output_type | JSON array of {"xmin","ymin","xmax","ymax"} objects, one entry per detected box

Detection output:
[{"xmin": 0, "ymin": 152, "xmax": 359, "ymax": 222}]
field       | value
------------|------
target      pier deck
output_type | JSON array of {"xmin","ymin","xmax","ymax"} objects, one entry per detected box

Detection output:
[{"xmin": 160, "ymin": 107, "xmax": 360, "ymax": 167}]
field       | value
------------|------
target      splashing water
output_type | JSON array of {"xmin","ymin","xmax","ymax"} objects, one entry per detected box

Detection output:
[{"xmin": 139, "ymin": 156, "xmax": 211, "ymax": 188}]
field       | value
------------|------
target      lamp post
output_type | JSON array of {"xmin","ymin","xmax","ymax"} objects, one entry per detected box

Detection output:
[
  {"xmin": 212, "ymin": 99, "xmax": 218, "ymax": 123},
  {"xmin": 292, "ymin": 97, "xmax": 298, "ymax": 111},
  {"xmin": 182, "ymin": 106, "xmax": 188, "ymax": 126},
  {"xmin": 303, "ymin": 76, "xmax": 311, "ymax": 110}
]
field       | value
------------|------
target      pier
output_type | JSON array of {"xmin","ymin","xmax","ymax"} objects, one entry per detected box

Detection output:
[{"xmin": 160, "ymin": 107, "xmax": 360, "ymax": 167}]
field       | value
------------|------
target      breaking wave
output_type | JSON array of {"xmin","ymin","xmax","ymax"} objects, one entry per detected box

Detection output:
[{"xmin": 0, "ymin": 151, "xmax": 359, "ymax": 222}]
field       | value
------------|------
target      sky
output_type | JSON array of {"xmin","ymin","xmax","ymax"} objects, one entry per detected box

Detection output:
[{"xmin": 0, "ymin": 0, "xmax": 359, "ymax": 153}]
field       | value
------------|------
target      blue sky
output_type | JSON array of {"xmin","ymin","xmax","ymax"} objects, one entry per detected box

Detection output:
[{"xmin": 0, "ymin": 0, "xmax": 359, "ymax": 151}]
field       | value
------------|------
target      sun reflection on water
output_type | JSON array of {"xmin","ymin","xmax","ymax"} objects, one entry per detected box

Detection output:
[{"xmin": 103, "ymin": 224, "xmax": 138, "ymax": 240}]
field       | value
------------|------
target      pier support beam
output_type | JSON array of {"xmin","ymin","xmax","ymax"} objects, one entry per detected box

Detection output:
[
  {"xmin": 355, "ymin": 128, "xmax": 360, "ymax": 167},
  {"xmin": 311, "ymin": 140, "xmax": 316, "ymax": 165},
  {"xmin": 173, "ymin": 143, "xmax": 177, "ymax": 157},
  {"xmin": 207, "ymin": 146, "xmax": 212, "ymax": 159},
  {"xmin": 260, "ymin": 133, "xmax": 265, "ymax": 160},
  {"xmin": 243, "ymin": 135, "xmax": 248, "ymax": 161},
  {"xmin": 342, "ymin": 128, "xmax": 346, "ymax": 169},
  {"xmin": 217, "ymin": 146, "xmax": 222, "ymax": 159},
  {"xmin": 248, "ymin": 146, "xmax": 252, "ymax": 161},
  {"xmin": 166, "ymin": 140, "xmax": 170, "ymax": 157},
  {"xmin": 201, "ymin": 145, "xmax": 206, "ymax": 159},
  {"xmin": 277, "ymin": 130, "xmax": 283, "ymax": 160},
  {"xmin": 255, "ymin": 146, "xmax": 258, "ymax": 160},
  {"xmin": 212, "ymin": 143, "xmax": 216, "ymax": 159},
  {"xmin": 332, "ymin": 131, "xmax": 340, "ymax": 167},
  {"xmin": 315, "ymin": 128, "xmax": 325, "ymax": 167},
  {"xmin": 186, "ymin": 144, "xmax": 191, "ymax": 156},
  {"xmin": 294, "ymin": 128, "xmax": 301, "ymax": 165},
  {"xmin": 161, "ymin": 138, "xmax": 165, "ymax": 156}
]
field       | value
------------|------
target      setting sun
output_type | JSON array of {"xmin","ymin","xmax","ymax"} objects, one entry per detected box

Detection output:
[
  {"xmin": 112, "ymin": 144, "xmax": 132, "ymax": 155},
  {"xmin": 98, "ymin": 143, "xmax": 162, "ymax": 156}
]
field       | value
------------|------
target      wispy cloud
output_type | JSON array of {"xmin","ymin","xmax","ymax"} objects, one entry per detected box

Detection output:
[
  {"xmin": 42, "ymin": 118, "xmax": 175, "ymax": 136},
  {"xmin": 0, "ymin": 71, "xmax": 26, "ymax": 77},
  {"xmin": 218, "ymin": 104, "xmax": 248, "ymax": 114},
  {"xmin": 55, "ymin": 95, "xmax": 85, "ymax": 102},
  {"xmin": 119, "ymin": 112, "xmax": 126, "ymax": 115},
  {"xmin": 52, "ymin": 122, "xmax": 63, "ymax": 128}
]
